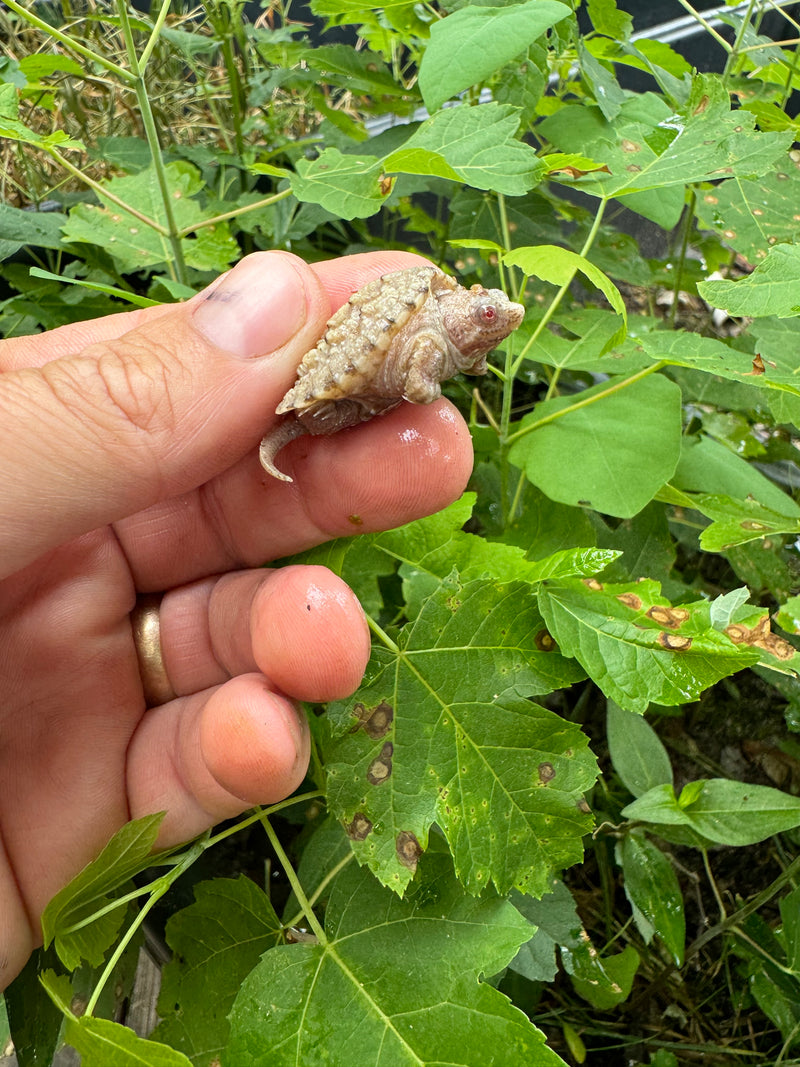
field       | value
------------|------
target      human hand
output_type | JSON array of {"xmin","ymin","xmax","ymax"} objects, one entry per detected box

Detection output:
[{"xmin": 0, "ymin": 250, "xmax": 475, "ymax": 989}]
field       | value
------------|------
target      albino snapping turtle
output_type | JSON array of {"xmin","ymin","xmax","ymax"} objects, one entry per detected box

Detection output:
[{"xmin": 259, "ymin": 265, "xmax": 525, "ymax": 482}]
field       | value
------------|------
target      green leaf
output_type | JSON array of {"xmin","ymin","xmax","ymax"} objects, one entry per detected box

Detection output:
[
  {"xmin": 780, "ymin": 884, "xmax": 800, "ymax": 975},
  {"xmin": 539, "ymin": 579, "xmax": 760, "ymax": 713},
  {"xmin": 624, "ymin": 779, "xmax": 800, "ymax": 845},
  {"xmin": 690, "ymin": 493, "xmax": 800, "ymax": 551},
  {"xmin": 695, "ymin": 163, "xmax": 800, "ymax": 260},
  {"xmin": 673, "ymin": 436, "xmax": 800, "ymax": 517},
  {"xmin": 618, "ymin": 832, "xmax": 685, "ymax": 965},
  {"xmin": 508, "ymin": 374, "xmax": 682, "ymax": 519},
  {"xmin": 61, "ymin": 162, "xmax": 239, "ymax": 272},
  {"xmin": 152, "ymin": 878, "xmax": 283, "ymax": 1065},
  {"xmin": 324, "ymin": 574, "xmax": 597, "ymax": 896},
  {"xmin": 40, "ymin": 970, "xmax": 192, "ymax": 1067},
  {"xmin": 509, "ymin": 877, "xmax": 581, "ymax": 983},
  {"xmin": 225, "ymin": 853, "xmax": 567, "ymax": 1067},
  {"xmin": 0, "ymin": 82, "xmax": 84, "ymax": 151},
  {"xmin": 640, "ymin": 329, "xmax": 800, "ymax": 400},
  {"xmin": 698, "ymin": 244, "xmax": 800, "ymax": 318},
  {"xmin": 41, "ymin": 813, "xmax": 166, "ymax": 969},
  {"xmin": 0, "ymin": 202, "xmax": 68, "ymax": 261},
  {"xmin": 417, "ymin": 1, "xmax": 572, "ymax": 112},
  {"xmin": 504, "ymin": 244, "xmax": 626, "ymax": 330},
  {"xmin": 369, "ymin": 493, "xmax": 617, "ymax": 616},
  {"xmin": 776, "ymin": 595, "xmax": 800, "ymax": 635},
  {"xmin": 578, "ymin": 40, "xmax": 626, "ymax": 122},
  {"xmin": 5, "ymin": 951, "xmax": 63, "ymax": 1067},
  {"xmin": 586, "ymin": 0, "xmax": 633, "ymax": 40},
  {"xmin": 521, "ymin": 310, "xmax": 651, "ymax": 374},
  {"xmin": 384, "ymin": 104, "xmax": 546, "ymax": 196},
  {"xmin": 290, "ymin": 147, "xmax": 388, "ymax": 219},
  {"xmin": 540, "ymin": 75, "xmax": 791, "ymax": 221},
  {"xmin": 564, "ymin": 943, "xmax": 640, "ymax": 1009},
  {"xmin": 607, "ymin": 702, "xmax": 673, "ymax": 796}
]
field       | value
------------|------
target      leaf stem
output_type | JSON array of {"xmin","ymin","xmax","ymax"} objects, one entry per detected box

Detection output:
[
  {"xmin": 139, "ymin": 0, "xmax": 172, "ymax": 74},
  {"xmin": 3, "ymin": 0, "xmax": 134, "ymax": 82},
  {"xmin": 283, "ymin": 851, "xmax": 355, "ymax": 931},
  {"xmin": 672, "ymin": 0, "xmax": 733, "ymax": 54},
  {"xmin": 260, "ymin": 814, "xmax": 328, "ymax": 944},
  {"xmin": 505, "ymin": 359, "xmax": 666, "ymax": 449},
  {"xmin": 85, "ymin": 839, "xmax": 206, "ymax": 1017},
  {"xmin": 116, "ymin": 0, "xmax": 187, "ymax": 284},
  {"xmin": 44, "ymin": 145, "xmax": 166, "ymax": 233},
  {"xmin": 366, "ymin": 613, "xmax": 400, "ymax": 653},
  {"xmin": 175, "ymin": 188, "xmax": 293, "ymax": 238},
  {"xmin": 509, "ymin": 198, "xmax": 609, "ymax": 398}
]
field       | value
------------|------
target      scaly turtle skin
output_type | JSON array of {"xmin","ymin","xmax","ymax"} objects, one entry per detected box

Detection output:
[{"xmin": 259, "ymin": 265, "xmax": 525, "ymax": 481}]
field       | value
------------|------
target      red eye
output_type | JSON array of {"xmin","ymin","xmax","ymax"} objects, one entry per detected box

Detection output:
[{"xmin": 479, "ymin": 304, "xmax": 497, "ymax": 323}]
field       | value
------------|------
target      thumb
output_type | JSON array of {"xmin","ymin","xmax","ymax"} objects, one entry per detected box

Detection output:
[{"xmin": 0, "ymin": 252, "xmax": 329, "ymax": 578}]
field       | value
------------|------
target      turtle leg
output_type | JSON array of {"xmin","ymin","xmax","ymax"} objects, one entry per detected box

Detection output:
[
  {"xmin": 401, "ymin": 337, "xmax": 447, "ymax": 404},
  {"xmin": 259, "ymin": 418, "xmax": 308, "ymax": 482}
]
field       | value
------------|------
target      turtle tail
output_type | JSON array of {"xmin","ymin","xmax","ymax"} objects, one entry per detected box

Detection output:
[{"xmin": 259, "ymin": 418, "xmax": 308, "ymax": 482}]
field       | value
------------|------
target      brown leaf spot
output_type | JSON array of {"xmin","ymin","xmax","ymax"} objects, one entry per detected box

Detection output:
[
  {"xmin": 367, "ymin": 741, "xmax": 394, "ymax": 785},
  {"xmin": 535, "ymin": 629, "xmax": 556, "ymax": 652},
  {"xmin": 353, "ymin": 700, "xmax": 394, "ymax": 739},
  {"xmin": 396, "ymin": 830, "xmax": 423, "ymax": 870},
  {"xmin": 741, "ymin": 520, "xmax": 769, "ymax": 531},
  {"xmin": 583, "ymin": 578, "xmax": 604, "ymax": 591},
  {"xmin": 727, "ymin": 616, "xmax": 795, "ymax": 659},
  {"xmin": 617, "ymin": 593, "xmax": 643, "ymax": 611},
  {"xmin": 647, "ymin": 605, "xmax": 690, "ymax": 628},
  {"xmin": 538, "ymin": 762, "xmax": 556, "ymax": 783},
  {"xmin": 576, "ymin": 798, "xmax": 592, "ymax": 814},
  {"xmin": 704, "ymin": 194, "xmax": 718, "ymax": 204},
  {"xmin": 346, "ymin": 812, "xmax": 373, "ymax": 840},
  {"xmin": 658, "ymin": 632, "xmax": 693, "ymax": 651},
  {"xmin": 751, "ymin": 353, "xmax": 766, "ymax": 376},
  {"xmin": 621, "ymin": 139, "xmax": 640, "ymax": 153},
  {"xmin": 693, "ymin": 94, "xmax": 710, "ymax": 114},
  {"xmin": 626, "ymin": 164, "xmax": 642, "ymax": 173}
]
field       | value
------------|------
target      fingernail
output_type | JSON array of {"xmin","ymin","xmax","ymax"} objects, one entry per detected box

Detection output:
[
  {"xmin": 193, "ymin": 252, "xmax": 308, "ymax": 358},
  {"xmin": 278, "ymin": 700, "xmax": 309, "ymax": 766}
]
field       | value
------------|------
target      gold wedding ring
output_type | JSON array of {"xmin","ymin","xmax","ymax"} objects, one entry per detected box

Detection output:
[{"xmin": 130, "ymin": 594, "xmax": 176, "ymax": 707}]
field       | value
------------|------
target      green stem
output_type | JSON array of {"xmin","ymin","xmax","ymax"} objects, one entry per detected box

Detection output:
[
  {"xmin": 261, "ymin": 814, "xmax": 327, "ymax": 944},
  {"xmin": 3, "ymin": 0, "xmax": 134, "ymax": 82},
  {"xmin": 283, "ymin": 852, "xmax": 355, "ymax": 931},
  {"xmin": 672, "ymin": 0, "xmax": 733, "ymax": 54},
  {"xmin": 44, "ymin": 144, "xmax": 165, "ymax": 232},
  {"xmin": 116, "ymin": 0, "xmax": 187, "ymax": 284},
  {"xmin": 506, "ymin": 360, "xmax": 666, "ymax": 446},
  {"xmin": 366, "ymin": 613, "xmax": 400, "ymax": 653},
  {"xmin": 176, "ymin": 188, "xmax": 293, "ymax": 238},
  {"xmin": 85, "ymin": 839, "xmax": 206, "ymax": 1016},
  {"xmin": 139, "ymin": 0, "xmax": 173, "ymax": 74},
  {"xmin": 722, "ymin": 0, "xmax": 758, "ymax": 83},
  {"xmin": 206, "ymin": 789, "xmax": 325, "ymax": 849}
]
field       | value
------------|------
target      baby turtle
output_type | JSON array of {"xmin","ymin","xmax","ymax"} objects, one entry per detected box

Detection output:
[{"xmin": 259, "ymin": 264, "xmax": 525, "ymax": 482}]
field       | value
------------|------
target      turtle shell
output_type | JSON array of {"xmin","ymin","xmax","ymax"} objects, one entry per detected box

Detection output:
[{"xmin": 275, "ymin": 265, "xmax": 457, "ymax": 415}]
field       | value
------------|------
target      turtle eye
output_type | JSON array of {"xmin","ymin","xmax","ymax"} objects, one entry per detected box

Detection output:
[{"xmin": 475, "ymin": 303, "xmax": 497, "ymax": 324}]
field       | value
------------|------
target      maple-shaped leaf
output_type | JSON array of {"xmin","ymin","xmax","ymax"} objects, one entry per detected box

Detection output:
[
  {"xmin": 224, "ymin": 851, "xmax": 568, "ymax": 1067},
  {"xmin": 538, "ymin": 578, "xmax": 761, "ymax": 713},
  {"xmin": 152, "ymin": 877, "xmax": 283, "ymax": 1066},
  {"xmin": 323, "ymin": 574, "xmax": 596, "ymax": 896}
]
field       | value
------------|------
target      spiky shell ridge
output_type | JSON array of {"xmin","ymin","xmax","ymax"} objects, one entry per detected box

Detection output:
[{"xmin": 275, "ymin": 266, "xmax": 456, "ymax": 415}]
